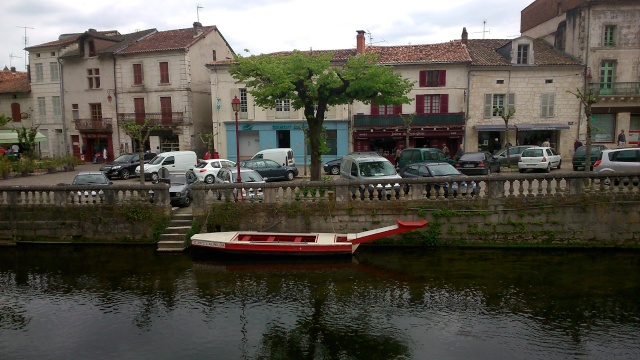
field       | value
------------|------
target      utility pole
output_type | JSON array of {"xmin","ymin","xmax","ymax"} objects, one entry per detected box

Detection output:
[{"xmin": 16, "ymin": 26, "xmax": 34, "ymax": 71}]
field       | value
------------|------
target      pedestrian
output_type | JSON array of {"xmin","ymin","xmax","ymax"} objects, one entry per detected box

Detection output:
[
  {"xmin": 574, "ymin": 139, "xmax": 583, "ymax": 151},
  {"xmin": 102, "ymin": 147, "xmax": 108, "ymax": 162},
  {"xmin": 493, "ymin": 138, "xmax": 501, "ymax": 154},
  {"xmin": 213, "ymin": 149, "xmax": 220, "ymax": 159},
  {"xmin": 542, "ymin": 138, "xmax": 551, "ymax": 147},
  {"xmin": 0, "ymin": 146, "xmax": 5, "ymax": 157},
  {"xmin": 442, "ymin": 144, "xmax": 449, "ymax": 158},
  {"xmin": 394, "ymin": 146, "xmax": 402, "ymax": 166},
  {"xmin": 617, "ymin": 130, "xmax": 626, "ymax": 147},
  {"xmin": 454, "ymin": 143, "xmax": 464, "ymax": 161},
  {"xmin": 204, "ymin": 150, "xmax": 211, "ymax": 160}
]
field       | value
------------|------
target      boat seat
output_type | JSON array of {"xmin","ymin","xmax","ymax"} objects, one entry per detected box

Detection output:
[
  {"xmin": 267, "ymin": 236, "xmax": 275, "ymax": 242},
  {"xmin": 240, "ymin": 235, "xmax": 251, "ymax": 242},
  {"xmin": 294, "ymin": 236, "xmax": 302, "ymax": 242}
]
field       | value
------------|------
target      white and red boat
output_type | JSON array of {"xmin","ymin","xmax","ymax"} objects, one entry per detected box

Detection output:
[{"xmin": 190, "ymin": 219, "xmax": 428, "ymax": 256}]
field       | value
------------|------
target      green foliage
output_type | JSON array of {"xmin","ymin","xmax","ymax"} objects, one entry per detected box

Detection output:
[
  {"xmin": 61, "ymin": 154, "xmax": 81, "ymax": 170},
  {"xmin": 230, "ymin": 50, "xmax": 414, "ymax": 180},
  {"xmin": 15, "ymin": 125, "xmax": 40, "ymax": 159},
  {"xmin": 0, "ymin": 156, "xmax": 10, "ymax": 176},
  {"xmin": 0, "ymin": 114, "xmax": 11, "ymax": 127},
  {"xmin": 198, "ymin": 132, "xmax": 216, "ymax": 152},
  {"xmin": 119, "ymin": 119, "xmax": 163, "ymax": 184},
  {"xmin": 122, "ymin": 203, "xmax": 154, "ymax": 223}
]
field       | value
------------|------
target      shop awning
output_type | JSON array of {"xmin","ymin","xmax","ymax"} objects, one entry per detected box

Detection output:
[
  {"xmin": 516, "ymin": 123, "xmax": 570, "ymax": 131},
  {"xmin": 0, "ymin": 130, "xmax": 47, "ymax": 144},
  {"xmin": 473, "ymin": 124, "xmax": 516, "ymax": 131}
]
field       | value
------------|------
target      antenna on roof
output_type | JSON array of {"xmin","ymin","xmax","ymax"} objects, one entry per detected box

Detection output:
[
  {"xmin": 9, "ymin": 53, "xmax": 22, "ymax": 68},
  {"xmin": 365, "ymin": 30, "xmax": 387, "ymax": 46},
  {"xmin": 196, "ymin": 4, "xmax": 203, "ymax": 23},
  {"xmin": 472, "ymin": 20, "xmax": 490, "ymax": 39},
  {"xmin": 16, "ymin": 26, "xmax": 34, "ymax": 71}
]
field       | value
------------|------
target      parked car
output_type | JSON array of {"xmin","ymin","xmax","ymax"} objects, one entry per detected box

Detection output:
[
  {"xmin": 493, "ymin": 145, "xmax": 533, "ymax": 167},
  {"xmin": 397, "ymin": 148, "xmax": 454, "ymax": 170},
  {"xmin": 593, "ymin": 148, "xmax": 640, "ymax": 185},
  {"xmin": 166, "ymin": 170, "xmax": 198, "ymax": 207},
  {"xmin": 518, "ymin": 147, "xmax": 562, "ymax": 173},
  {"xmin": 194, "ymin": 159, "xmax": 235, "ymax": 184},
  {"xmin": 399, "ymin": 162, "xmax": 476, "ymax": 197},
  {"xmin": 71, "ymin": 171, "xmax": 112, "ymax": 198},
  {"xmin": 572, "ymin": 145, "xmax": 608, "ymax": 170},
  {"xmin": 215, "ymin": 167, "xmax": 265, "ymax": 202},
  {"xmin": 455, "ymin": 152, "xmax": 501, "ymax": 175},
  {"xmin": 340, "ymin": 154, "xmax": 401, "ymax": 199},
  {"xmin": 239, "ymin": 159, "xmax": 298, "ymax": 181},
  {"xmin": 323, "ymin": 152, "xmax": 378, "ymax": 175},
  {"xmin": 251, "ymin": 148, "xmax": 295, "ymax": 167},
  {"xmin": 135, "ymin": 151, "xmax": 198, "ymax": 181},
  {"xmin": 100, "ymin": 152, "xmax": 156, "ymax": 180}
]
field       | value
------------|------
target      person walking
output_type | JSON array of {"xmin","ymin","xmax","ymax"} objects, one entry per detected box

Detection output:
[
  {"xmin": 617, "ymin": 130, "xmax": 626, "ymax": 147},
  {"xmin": 442, "ymin": 144, "xmax": 450, "ymax": 158},
  {"xmin": 204, "ymin": 150, "xmax": 211, "ymax": 160},
  {"xmin": 574, "ymin": 139, "xmax": 583, "ymax": 151},
  {"xmin": 102, "ymin": 147, "xmax": 108, "ymax": 163},
  {"xmin": 454, "ymin": 143, "xmax": 464, "ymax": 161},
  {"xmin": 542, "ymin": 138, "xmax": 551, "ymax": 147},
  {"xmin": 394, "ymin": 146, "xmax": 402, "ymax": 166}
]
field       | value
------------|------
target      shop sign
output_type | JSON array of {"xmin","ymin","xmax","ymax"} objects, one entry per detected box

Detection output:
[
  {"xmin": 241, "ymin": 124, "xmax": 253, "ymax": 131},
  {"xmin": 272, "ymin": 125, "xmax": 293, "ymax": 130}
]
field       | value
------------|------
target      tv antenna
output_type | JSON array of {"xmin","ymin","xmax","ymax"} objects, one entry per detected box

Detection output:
[
  {"xmin": 196, "ymin": 4, "xmax": 203, "ymax": 23},
  {"xmin": 16, "ymin": 26, "xmax": 34, "ymax": 71},
  {"xmin": 10, "ymin": 53, "xmax": 22, "ymax": 68},
  {"xmin": 472, "ymin": 20, "xmax": 490, "ymax": 39},
  {"xmin": 365, "ymin": 30, "xmax": 387, "ymax": 46}
]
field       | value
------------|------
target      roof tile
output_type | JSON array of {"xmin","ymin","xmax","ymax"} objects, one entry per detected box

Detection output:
[{"xmin": 0, "ymin": 69, "xmax": 30, "ymax": 94}]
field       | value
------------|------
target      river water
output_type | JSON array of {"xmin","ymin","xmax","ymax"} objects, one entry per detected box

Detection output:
[{"xmin": 1, "ymin": 245, "xmax": 638, "ymax": 360}]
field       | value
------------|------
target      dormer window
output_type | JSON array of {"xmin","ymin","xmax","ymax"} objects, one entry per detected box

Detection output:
[{"xmin": 517, "ymin": 44, "xmax": 529, "ymax": 64}]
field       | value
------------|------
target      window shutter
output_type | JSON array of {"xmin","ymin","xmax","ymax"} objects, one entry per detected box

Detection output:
[
  {"xmin": 540, "ymin": 94, "xmax": 548, "ymax": 117},
  {"xmin": 393, "ymin": 104, "xmax": 402, "ymax": 115},
  {"xmin": 11, "ymin": 103, "xmax": 21, "ymax": 121},
  {"xmin": 483, "ymin": 94, "xmax": 493, "ymax": 118},
  {"xmin": 440, "ymin": 94, "xmax": 449, "ymax": 113},
  {"xmin": 438, "ymin": 70, "xmax": 447, "ymax": 87},
  {"xmin": 419, "ymin": 70, "xmax": 426, "ymax": 87},
  {"xmin": 507, "ymin": 93, "xmax": 515, "ymax": 109},
  {"xmin": 415, "ymin": 95, "xmax": 425, "ymax": 114},
  {"xmin": 370, "ymin": 104, "xmax": 379, "ymax": 115},
  {"xmin": 246, "ymin": 93, "xmax": 255, "ymax": 120},
  {"xmin": 547, "ymin": 93, "xmax": 555, "ymax": 117}
]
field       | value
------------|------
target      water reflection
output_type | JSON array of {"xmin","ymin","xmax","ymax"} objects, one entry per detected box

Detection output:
[{"xmin": 0, "ymin": 245, "xmax": 639, "ymax": 359}]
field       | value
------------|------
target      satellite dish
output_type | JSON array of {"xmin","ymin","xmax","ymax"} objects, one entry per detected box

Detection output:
[{"xmin": 158, "ymin": 167, "xmax": 170, "ymax": 179}]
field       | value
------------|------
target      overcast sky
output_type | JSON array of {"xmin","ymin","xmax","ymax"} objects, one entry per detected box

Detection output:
[{"xmin": 2, "ymin": 0, "xmax": 535, "ymax": 72}]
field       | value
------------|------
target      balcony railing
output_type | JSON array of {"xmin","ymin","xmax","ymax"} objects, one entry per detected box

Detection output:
[
  {"xmin": 354, "ymin": 113, "xmax": 465, "ymax": 128},
  {"xmin": 588, "ymin": 82, "xmax": 640, "ymax": 96},
  {"xmin": 117, "ymin": 112, "xmax": 185, "ymax": 125},
  {"xmin": 74, "ymin": 118, "xmax": 113, "ymax": 132}
]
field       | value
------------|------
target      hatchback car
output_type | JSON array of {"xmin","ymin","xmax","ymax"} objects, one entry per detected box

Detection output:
[
  {"xmin": 493, "ymin": 145, "xmax": 532, "ymax": 167},
  {"xmin": 215, "ymin": 167, "xmax": 265, "ymax": 202},
  {"xmin": 593, "ymin": 148, "xmax": 640, "ymax": 175},
  {"xmin": 572, "ymin": 145, "xmax": 608, "ymax": 170},
  {"xmin": 71, "ymin": 171, "xmax": 112, "ymax": 198},
  {"xmin": 323, "ymin": 152, "xmax": 378, "ymax": 175},
  {"xmin": 167, "ymin": 170, "xmax": 199, "ymax": 207},
  {"xmin": 194, "ymin": 159, "xmax": 235, "ymax": 184},
  {"xmin": 100, "ymin": 152, "xmax": 156, "ymax": 180},
  {"xmin": 518, "ymin": 147, "xmax": 562, "ymax": 173},
  {"xmin": 240, "ymin": 159, "xmax": 298, "ymax": 181},
  {"xmin": 399, "ymin": 162, "xmax": 476, "ymax": 197},
  {"xmin": 455, "ymin": 152, "xmax": 501, "ymax": 175},
  {"xmin": 397, "ymin": 148, "xmax": 454, "ymax": 170}
]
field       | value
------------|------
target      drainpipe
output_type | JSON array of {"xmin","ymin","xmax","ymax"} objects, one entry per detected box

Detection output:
[
  {"xmin": 577, "ymin": 4, "xmax": 592, "ymax": 141},
  {"xmin": 57, "ymin": 56, "xmax": 69, "ymax": 155},
  {"xmin": 112, "ymin": 53, "xmax": 119, "ymax": 155},
  {"xmin": 466, "ymin": 68, "xmax": 471, "ymax": 151}
]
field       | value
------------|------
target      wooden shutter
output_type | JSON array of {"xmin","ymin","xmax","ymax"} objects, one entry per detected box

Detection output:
[
  {"xmin": 393, "ymin": 104, "xmax": 402, "ymax": 115},
  {"xmin": 134, "ymin": 98, "xmax": 145, "ymax": 124},
  {"xmin": 160, "ymin": 97, "xmax": 172, "ymax": 124},
  {"xmin": 483, "ymin": 94, "xmax": 493, "ymax": 118},
  {"xmin": 415, "ymin": 95, "xmax": 425, "ymax": 114},
  {"xmin": 507, "ymin": 93, "xmax": 515, "ymax": 110},
  {"xmin": 11, "ymin": 103, "xmax": 21, "ymax": 122},
  {"xmin": 419, "ymin": 70, "xmax": 426, "ymax": 87},
  {"xmin": 370, "ymin": 104, "xmax": 379, "ymax": 115},
  {"xmin": 438, "ymin": 70, "xmax": 447, "ymax": 87},
  {"xmin": 159, "ymin": 62, "xmax": 169, "ymax": 84},
  {"xmin": 440, "ymin": 94, "xmax": 449, "ymax": 114},
  {"xmin": 133, "ymin": 64, "xmax": 143, "ymax": 85}
]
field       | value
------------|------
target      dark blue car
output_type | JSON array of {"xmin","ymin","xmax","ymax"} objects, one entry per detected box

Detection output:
[{"xmin": 239, "ymin": 159, "xmax": 298, "ymax": 181}]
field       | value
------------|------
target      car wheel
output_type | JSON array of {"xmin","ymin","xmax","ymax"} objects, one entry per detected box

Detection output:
[
  {"xmin": 545, "ymin": 164, "xmax": 551, "ymax": 173},
  {"xmin": 330, "ymin": 166, "xmax": 340, "ymax": 175},
  {"xmin": 151, "ymin": 172, "xmax": 159, "ymax": 182},
  {"xmin": 285, "ymin": 171, "xmax": 295, "ymax": 181},
  {"xmin": 120, "ymin": 169, "xmax": 130, "ymax": 180},
  {"xmin": 557, "ymin": 160, "xmax": 561, "ymax": 169},
  {"xmin": 182, "ymin": 196, "xmax": 191, "ymax": 207},
  {"xmin": 205, "ymin": 175, "xmax": 214, "ymax": 184},
  {"xmin": 519, "ymin": 169, "xmax": 525, "ymax": 173}
]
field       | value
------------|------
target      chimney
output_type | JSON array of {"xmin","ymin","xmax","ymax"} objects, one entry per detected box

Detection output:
[
  {"xmin": 193, "ymin": 22, "xmax": 203, "ymax": 37},
  {"xmin": 461, "ymin": 27, "xmax": 468, "ymax": 45},
  {"xmin": 356, "ymin": 30, "xmax": 366, "ymax": 54},
  {"xmin": 11, "ymin": 66, "xmax": 16, "ymax": 73}
]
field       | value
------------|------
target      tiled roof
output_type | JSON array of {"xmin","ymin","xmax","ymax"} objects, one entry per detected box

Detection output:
[
  {"xmin": 25, "ymin": 30, "xmax": 118, "ymax": 50},
  {"xmin": 59, "ymin": 29, "xmax": 157, "ymax": 58},
  {"xmin": 207, "ymin": 41, "xmax": 471, "ymax": 66},
  {"xmin": 118, "ymin": 26, "xmax": 217, "ymax": 54},
  {"xmin": 521, "ymin": 0, "xmax": 634, "ymax": 33},
  {"xmin": 466, "ymin": 39, "xmax": 581, "ymax": 66},
  {"xmin": 0, "ymin": 69, "xmax": 30, "ymax": 94}
]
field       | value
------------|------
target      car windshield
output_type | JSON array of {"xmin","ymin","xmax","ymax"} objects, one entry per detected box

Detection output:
[
  {"xmin": 113, "ymin": 154, "xmax": 135, "ymax": 162},
  {"xmin": 234, "ymin": 170, "xmax": 263, "ymax": 183},
  {"xmin": 429, "ymin": 164, "xmax": 461, "ymax": 176},
  {"xmin": 575, "ymin": 146, "xmax": 604, "ymax": 156},
  {"xmin": 148, "ymin": 156, "xmax": 164, "ymax": 165},
  {"xmin": 73, "ymin": 174, "xmax": 108, "ymax": 185},
  {"xmin": 168, "ymin": 174, "xmax": 185, "ymax": 185},
  {"xmin": 459, "ymin": 153, "xmax": 483, "ymax": 161},
  {"xmin": 522, "ymin": 149, "xmax": 544, "ymax": 157},
  {"xmin": 359, "ymin": 161, "xmax": 397, "ymax": 177}
]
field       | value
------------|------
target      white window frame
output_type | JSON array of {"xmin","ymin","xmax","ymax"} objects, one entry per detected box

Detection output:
[
  {"xmin": 35, "ymin": 63, "xmax": 44, "ymax": 82},
  {"xmin": 540, "ymin": 93, "xmax": 555, "ymax": 117},
  {"xmin": 275, "ymin": 99, "xmax": 291, "ymax": 119},
  {"xmin": 484, "ymin": 93, "xmax": 515, "ymax": 118}
]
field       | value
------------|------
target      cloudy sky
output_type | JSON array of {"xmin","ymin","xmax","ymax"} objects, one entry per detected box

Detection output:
[{"xmin": 2, "ymin": 0, "xmax": 535, "ymax": 72}]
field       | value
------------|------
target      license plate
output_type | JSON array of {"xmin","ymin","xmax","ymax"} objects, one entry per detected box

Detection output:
[{"xmin": 463, "ymin": 164, "xmax": 474, "ymax": 168}]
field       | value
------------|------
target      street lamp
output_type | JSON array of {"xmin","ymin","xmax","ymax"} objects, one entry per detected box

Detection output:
[{"xmin": 231, "ymin": 96, "xmax": 242, "ymax": 201}]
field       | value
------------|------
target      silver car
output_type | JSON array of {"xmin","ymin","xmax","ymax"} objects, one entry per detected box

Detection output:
[{"xmin": 593, "ymin": 148, "xmax": 640, "ymax": 175}]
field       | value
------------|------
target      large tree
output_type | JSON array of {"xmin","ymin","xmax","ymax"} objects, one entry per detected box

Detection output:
[
  {"xmin": 569, "ymin": 88, "xmax": 597, "ymax": 171},
  {"xmin": 230, "ymin": 50, "xmax": 414, "ymax": 180}
]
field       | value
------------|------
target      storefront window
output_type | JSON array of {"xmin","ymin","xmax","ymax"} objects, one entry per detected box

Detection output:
[
  {"xmin": 629, "ymin": 114, "xmax": 639, "ymax": 144},
  {"xmin": 591, "ymin": 114, "xmax": 615, "ymax": 143}
]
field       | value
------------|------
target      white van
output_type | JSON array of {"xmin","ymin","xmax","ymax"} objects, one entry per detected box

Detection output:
[
  {"xmin": 135, "ymin": 151, "xmax": 197, "ymax": 181},
  {"xmin": 251, "ymin": 148, "xmax": 295, "ymax": 167},
  {"xmin": 340, "ymin": 154, "xmax": 401, "ymax": 198}
]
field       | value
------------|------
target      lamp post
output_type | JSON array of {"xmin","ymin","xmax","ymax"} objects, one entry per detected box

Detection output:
[{"xmin": 231, "ymin": 96, "xmax": 242, "ymax": 201}]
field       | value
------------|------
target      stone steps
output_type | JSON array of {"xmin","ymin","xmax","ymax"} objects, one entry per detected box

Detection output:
[{"xmin": 157, "ymin": 207, "xmax": 193, "ymax": 252}]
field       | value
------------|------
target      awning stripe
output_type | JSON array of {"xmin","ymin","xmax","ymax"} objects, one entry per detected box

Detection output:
[{"xmin": 0, "ymin": 130, "xmax": 47, "ymax": 143}]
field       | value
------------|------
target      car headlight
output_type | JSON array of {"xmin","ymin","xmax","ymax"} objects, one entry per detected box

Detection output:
[
  {"xmin": 175, "ymin": 192, "xmax": 182, "ymax": 197},
  {"xmin": 112, "ymin": 165, "xmax": 121, "ymax": 170}
]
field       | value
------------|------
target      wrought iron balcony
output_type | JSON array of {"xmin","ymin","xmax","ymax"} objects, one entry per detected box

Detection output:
[
  {"xmin": 588, "ymin": 82, "xmax": 640, "ymax": 96},
  {"xmin": 117, "ymin": 112, "xmax": 185, "ymax": 125},
  {"xmin": 353, "ymin": 113, "xmax": 465, "ymax": 128},
  {"xmin": 74, "ymin": 118, "xmax": 113, "ymax": 132}
]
